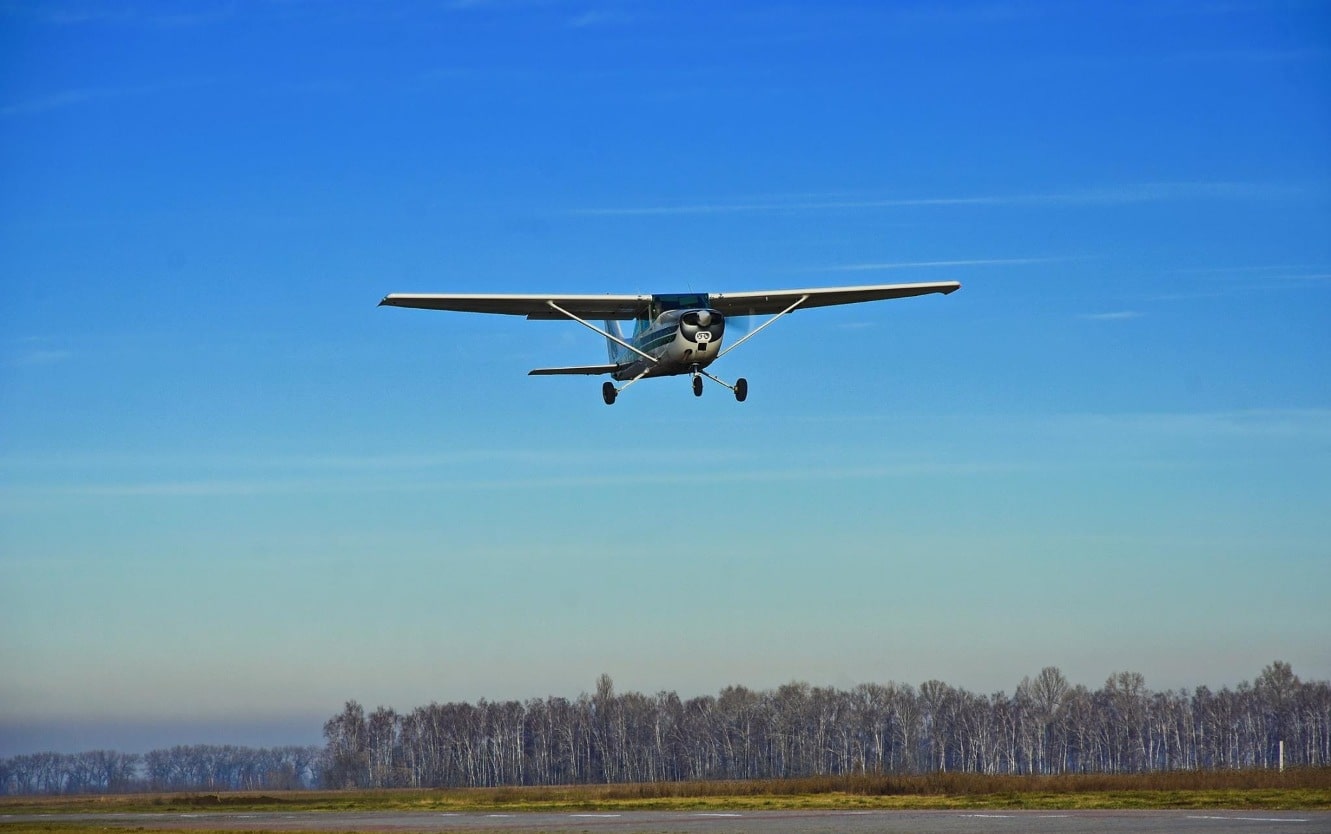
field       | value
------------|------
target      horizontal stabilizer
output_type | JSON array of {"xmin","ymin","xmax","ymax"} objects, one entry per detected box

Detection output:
[{"xmin": 528, "ymin": 364, "xmax": 621, "ymax": 376}]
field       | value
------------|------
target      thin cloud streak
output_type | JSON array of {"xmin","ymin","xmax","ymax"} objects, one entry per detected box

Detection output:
[
  {"xmin": 1149, "ymin": 268, "xmax": 1331, "ymax": 300},
  {"xmin": 568, "ymin": 182, "xmax": 1292, "ymax": 217},
  {"xmin": 4, "ymin": 5, "xmax": 242, "ymax": 30},
  {"xmin": 1, "ymin": 78, "xmax": 216, "ymax": 118},
  {"xmin": 1170, "ymin": 263, "xmax": 1329, "ymax": 275},
  {"xmin": 6, "ymin": 410, "xmax": 1324, "ymax": 506},
  {"xmin": 1166, "ymin": 47, "xmax": 1330, "ymax": 64},
  {"xmin": 1007, "ymin": 409, "xmax": 1331, "ymax": 442},
  {"xmin": 567, "ymin": 10, "xmax": 637, "ymax": 28},
  {"xmin": 823, "ymin": 257, "xmax": 1070, "ymax": 272},
  {"xmin": 0, "ymin": 461, "xmax": 1034, "ymax": 504},
  {"xmin": 4, "ymin": 349, "xmax": 73, "ymax": 367},
  {"xmin": 0, "ymin": 447, "xmax": 749, "ymax": 472},
  {"xmin": 3, "ymin": 337, "xmax": 73, "ymax": 368},
  {"xmin": 5, "ymin": 408, "xmax": 1323, "ymax": 476},
  {"xmin": 1080, "ymin": 311, "xmax": 1143, "ymax": 321},
  {"xmin": 781, "ymin": 408, "xmax": 1331, "ymax": 440}
]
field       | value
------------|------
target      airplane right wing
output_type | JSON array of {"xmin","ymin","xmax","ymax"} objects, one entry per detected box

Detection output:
[{"xmin": 707, "ymin": 281, "xmax": 960, "ymax": 317}]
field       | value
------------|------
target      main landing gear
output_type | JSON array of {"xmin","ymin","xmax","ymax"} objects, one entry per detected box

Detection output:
[
  {"xmin": 602, "ymin": 371, "xmax": 748, "ymax": 405},
  {"xmin": 690, "ymin": 365, "xmax": 748, "ymax": 402}
]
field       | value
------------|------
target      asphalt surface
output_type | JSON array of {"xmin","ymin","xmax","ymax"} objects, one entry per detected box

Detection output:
[{"xmin": 3, "ymin": 809, "xmax": 1328, "ymax": 833}]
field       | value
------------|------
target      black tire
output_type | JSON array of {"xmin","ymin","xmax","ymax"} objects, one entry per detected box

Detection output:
[
  {"xmin": 602, "ymin": 382, "xmax": 617, "ymax": 405},
  {"xmin": 692, "ymin": 376, "xmax": 704, "ymax": 397},
  {"xmin": 735, "ymin": 377, "xmax": 748, "ymax": 402}
]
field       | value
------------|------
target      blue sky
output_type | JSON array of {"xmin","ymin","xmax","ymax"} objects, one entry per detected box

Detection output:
[{"xmin": 2, "ymin": 0, "xmax": 1329, "ymax": 756}]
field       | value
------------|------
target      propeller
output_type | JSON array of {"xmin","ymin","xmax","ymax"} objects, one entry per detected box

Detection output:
[
  {"xmin": 679, "ymin": 309, "xmax": 722, "ymax": 340},
  {"xmin": 727, "ymin": 314, "xmax": 754, "ymax": 338}
]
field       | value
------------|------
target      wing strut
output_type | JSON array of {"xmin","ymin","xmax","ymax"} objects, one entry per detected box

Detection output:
[
  {"xmin": 716, "ymin": 294, "xmax": 810, "ymax": 359},
  {"xmin": 545, "ymin": 301, "xmax": 659, "ymax": 365}
]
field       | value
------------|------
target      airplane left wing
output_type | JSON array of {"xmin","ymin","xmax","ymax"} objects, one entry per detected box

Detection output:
[
  {"xmin": 708, "ymin": 281, "xmax": 960, "ymax": 317},
  {"xmin": 379, "ymin": 293, "xmax": 651, "ymax": 320}
]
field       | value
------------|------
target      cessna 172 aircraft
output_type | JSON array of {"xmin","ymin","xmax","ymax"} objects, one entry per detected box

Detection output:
[{"xmin": 379, "ymin": 281, "xmax": 960, "ymax": 404}]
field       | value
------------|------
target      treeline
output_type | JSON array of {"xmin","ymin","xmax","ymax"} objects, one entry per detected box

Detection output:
[
  {"xmin": 0, "ymin": 745, "xmax": 321, "ymax": 795},
  {"xmin": 321, "ymin": 663, "xmax": 1329, "ymax": 788},
  {"xmin": 3, "ymin": 662, "xmax": 1328, "ymax": 795}
]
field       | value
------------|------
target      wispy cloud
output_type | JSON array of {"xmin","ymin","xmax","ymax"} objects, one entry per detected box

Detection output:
[
  {"xmin": 892, "ymin": 2, "xmax": 1041, "ymax": 26},
  {"xmin": 822, "ymin": 257, "xmax": 1070, "ymax": 272},
  {"xmin": 3, "ymin": 338, "xmax": 73, "ymax": 368},
  {"xmin": 4, "ymin": 348, "xmax": 72, "ymax": 367},
  {"xmin": 0, "ymin": 78, "xmax": 215, "ymax": 118},
  {"xmin": 1040, "ymin": 409, "xmax": 1331, "ymax": 443},
  {"xmin": 2, "ymin": 3, "xmax": 133, "ymax": 25},
  {"xmin": 2, "ymin": 480, "xmax": 325, "ymax": 498},
  {"xmin": 0, "ymin": 461, "xmax": 1028, "ymax": 505},
  {"xmin": 6, "ymin": 410, "xmax": 1324, "ymax": 507},
  {"xmin": 780, "ymin": 408, "xmax": 1331, "ymax": 443},
  {"xmin": 1149, "ymin": 265, "xmax": 1331, "ymax": 300},
  {"xmin": 1079, "ymin": 311, "xmax": 1143, "ymax": 321},
  {"xmin": 567, "ymin": 9, "xmax": 638, "ymax": 28},
  {"xmin": 568, "ymin": 182, "xmax": 1293, "ymax": 217},
  {"xmin": 1171, "ymin": 264, "xmax": 1328, "ymax": 275},
  {"xmin": 1165, "ymin": 47, "xmax": 1330, "ymax": 64},
  {"xmin": 1, "ymin": 88, "xmax": 106, "ymax": 117},
  {"xmin": 0, "ymin": 447, "xmax": 751, "ymax": 474},
  {"xmin": 3, "ymin": 2, "xmax": 234, "ymax": 27},
  {"xmin": 447, "ymin": 0, "xmax": 565, "ymax": 11}
]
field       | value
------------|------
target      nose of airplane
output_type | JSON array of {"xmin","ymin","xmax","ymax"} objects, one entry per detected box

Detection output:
[{"xmin": 679, "ymin": 309, "xmax": 724, "ymax": 342}]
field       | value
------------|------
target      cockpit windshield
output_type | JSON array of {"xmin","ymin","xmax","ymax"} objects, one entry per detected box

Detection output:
[
  {"xmin": 633, "ymin": 293, "xmax": 712, "ymax": 337},
  {"xmin": 652, "ymin": 293, "xmax": 710, "ymax": 313}
]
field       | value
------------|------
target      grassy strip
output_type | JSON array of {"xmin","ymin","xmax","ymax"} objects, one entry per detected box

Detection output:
[
  {"xmin": 0, "ymin": 794, "xmax": 1328, "ymax": 834},
  {"xmin": 0, "ymin": 829, "xmax": 373, "ymax": 834},
  {"xmin": 3, "ymin": 770, "xmax": 1329, "ymax": 814}
]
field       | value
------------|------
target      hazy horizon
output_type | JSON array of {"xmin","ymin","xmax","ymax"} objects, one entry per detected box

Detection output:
[{"xmin": 2, "ymin": 660, "xmax": 1324, "ymax": 758}]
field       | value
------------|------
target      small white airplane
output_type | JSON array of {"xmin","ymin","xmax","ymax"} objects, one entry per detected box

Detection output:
[{"xmin": 379, "ymin": 281, "xmax": 959, "ymax": 404}]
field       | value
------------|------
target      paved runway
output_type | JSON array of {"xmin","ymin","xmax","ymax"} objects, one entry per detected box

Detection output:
[{"xmin": 4, "ymin": 809, "xmax": 1328, "ymax": 833}]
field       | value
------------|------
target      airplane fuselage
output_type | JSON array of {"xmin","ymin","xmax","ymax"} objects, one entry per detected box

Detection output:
[{"xmin": 611, "ymin": 307, "xmax": 726, "ymax": 381}]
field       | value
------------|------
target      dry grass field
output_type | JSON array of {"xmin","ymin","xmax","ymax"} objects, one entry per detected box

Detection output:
[{"xmin": 2, "ymin": 769, "xmax": 1329, "ymax": 816}]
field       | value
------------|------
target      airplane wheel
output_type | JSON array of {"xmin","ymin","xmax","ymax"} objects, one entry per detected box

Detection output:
[
  {"xmin": 602, "ymin": 382, "xmax": 617, "ymax": 405},
  {"xmin": 734, "ymin": 377, "xmax": 748, "ymax": 402},
  {"xmin": 692, "ymin": 376, "xmax": 703, "ymax": 397}
]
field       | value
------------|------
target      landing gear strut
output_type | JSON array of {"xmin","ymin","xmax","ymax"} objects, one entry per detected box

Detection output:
[
  {"xmin": 690, "ymin": 368, "xmax": 748, "ymax": 402},
  {"xmin": 602, "ymin": 365, "xmax": 654, "ymax": 404}
]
